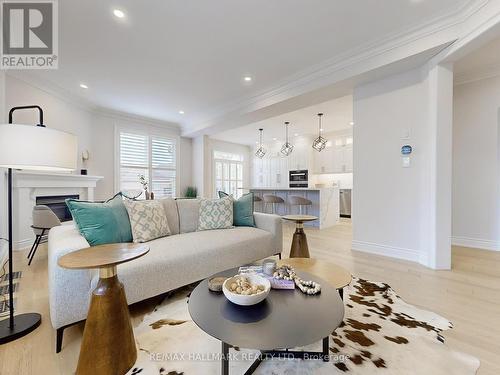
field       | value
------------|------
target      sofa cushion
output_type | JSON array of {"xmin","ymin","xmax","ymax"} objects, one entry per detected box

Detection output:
[
  {"xmin": 198, "ymin": 197, "xmax": 233, "ymax": 231},
  {"xmin": 65, "ymin": 193, "xmax": 132, "ymax": 246},
  {"xmin": 160, "ymin": 198, "xmax": 180, "ymax": 235},
  {"xmin": 115, "ymin": 227, "xmax": 277, "ymax": 305},
  {"xmin": 176, "ymin": 198, "xmax": 200, "ymax": 233},
  {"xmin": 123, "ymin": 199, "xmax": 170, "ymax": 243}
]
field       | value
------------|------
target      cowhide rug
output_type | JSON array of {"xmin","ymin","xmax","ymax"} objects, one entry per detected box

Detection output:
[{"xmin": 128, "ymin": 278, "xmax": 480, "ymax": 374}]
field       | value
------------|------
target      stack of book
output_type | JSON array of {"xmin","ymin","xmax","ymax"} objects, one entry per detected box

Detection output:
[{"xmin": 238, "ymin": 266, "xmax": 295, "ymax": 290}]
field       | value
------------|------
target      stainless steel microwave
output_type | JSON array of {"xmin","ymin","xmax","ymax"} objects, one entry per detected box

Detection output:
[{"xmin": 289, "ymin": 170, "xmax": 308, "ymax": 188}]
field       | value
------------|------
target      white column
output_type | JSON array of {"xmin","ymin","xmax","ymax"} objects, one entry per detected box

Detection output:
[
  {"xmin": 427, "ymin": 63, "xmax": 454, "ymax": 269},
  {"xmin": 191, "ymin": 135, "xmax": 209, "ymax": 197}
]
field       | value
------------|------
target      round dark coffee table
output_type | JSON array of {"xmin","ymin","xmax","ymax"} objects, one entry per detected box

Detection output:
[{"xmin": 188, "ymin": 268, "xmax": 344, "ymax": 375}]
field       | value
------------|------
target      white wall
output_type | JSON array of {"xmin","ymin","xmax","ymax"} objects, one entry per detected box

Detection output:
[
  {"xmin": 352, "ymin": 65, "xmax": 453, "ymax": 269},
  {"xmin": 452, "ymin": 76, "xmax": 500, "ymax": 251},
  {"xmin": 191, "ymin": 135, "xmax": 207, "ymax": 197},
  {"xmin": 179, "ymin": 137, "xmax": 193, "ymax": 197}
]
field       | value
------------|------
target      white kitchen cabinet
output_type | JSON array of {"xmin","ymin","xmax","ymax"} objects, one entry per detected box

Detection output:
[
  {"xmin": 343, "ymin": 144, "xmax": 353, "ymax": 172},
  {"xmin": 252, "ymin": 137, "xmax": 316, "ymax": 187},
  {"xmin": 313, "ymin": 133, "xmax": 353, "ymax": 174},
  {"xmin": 270, "ymin": 156, "xmax": 288, "ymax": 188},
  {"xmin": 288, "ymin": 142, "xmax": 310, "ymax": 171}
]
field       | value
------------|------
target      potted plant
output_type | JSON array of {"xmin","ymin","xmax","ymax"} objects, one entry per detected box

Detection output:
[
  {"xmin": 138, "ymin": 174, "xmax": 152, "ymax": 200},
  {"xmin": 185, "ymin": 186, "xmax": 197, "ymax": 199}
]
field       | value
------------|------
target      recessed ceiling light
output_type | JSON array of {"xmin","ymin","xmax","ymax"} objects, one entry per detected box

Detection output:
[
  {"xmin": 320, "ymin": 128, "xmax": 324, "ymax": 131},
  {"xmin": 79, "ymin": 83, "xmax": 88, "ymax": 89},
  {"xmin": 272, "ymin": 138, "xmax": 277, "ymax": 141},
  {"xmin": 179, "ymin": 110, "xmax": 185, "ymax": 115},
  {"xmin": 294, "ymin": 133, "xmax": 299, "ymax": 137},
  {"xmin": 349, "ymin": 121, "xmax": 355, "ymax": 126},
  {"xmin": 243, "ymin": 76, "xmax": 252, "ymax": 82},
  {"xmin": 113, "ymin": 9, "xmax": 125, "ymax": 18}
]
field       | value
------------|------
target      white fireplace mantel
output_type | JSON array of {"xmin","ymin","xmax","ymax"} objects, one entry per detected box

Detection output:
[
  {"xmin": 13, "ymin": 171, "xmax": 103, "ymax": 189},
  {"xmin": 10, "ymin": 171, "xmax": 103, "ymax": 250}
]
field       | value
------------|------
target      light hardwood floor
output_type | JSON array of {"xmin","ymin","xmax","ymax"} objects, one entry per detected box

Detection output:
[{"xmin": 1, "ymin": 219, "xmax": 499, "ymax": 374}]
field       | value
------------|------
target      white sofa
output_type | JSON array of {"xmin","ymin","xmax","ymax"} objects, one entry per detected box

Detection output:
[{"xmin": 48, "ymin": 198, "xmax": 282, "ymax": 352}]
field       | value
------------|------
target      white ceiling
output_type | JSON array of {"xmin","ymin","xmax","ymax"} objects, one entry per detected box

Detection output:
[
  {"xmin": 212, "ymin": 95, "xmax": 353, "ymax": 145},
  {"xmin": 15, "ymin": 0, "xmax": 472, "ymax": 132}
]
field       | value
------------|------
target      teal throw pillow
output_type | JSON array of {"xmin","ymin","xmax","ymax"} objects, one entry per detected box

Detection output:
[
  {"xmin": 218, "ymin": 191, "xmax": 255, "ymax": 227},
  {"xmin": 66, "ymin": 193, "xmax": 133, "ymax": 246}
]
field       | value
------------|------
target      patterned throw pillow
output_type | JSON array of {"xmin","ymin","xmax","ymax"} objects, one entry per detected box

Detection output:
[
  {"xmin": 123, "ymin": 199, "xmax": 171, "ymax": 243},
  {"xmin": 198, "ymin": 197, "xmax": 233, "ymax": 231}
]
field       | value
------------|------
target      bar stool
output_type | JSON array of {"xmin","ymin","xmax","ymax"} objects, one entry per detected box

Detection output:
[
  {"xmin": 28, "ymin": 205, "xmax": 61, "ymax": 265},
  {"xmin": 253, "ymin": 195, "xmax": 263, "ymax": 212},
  {"xmin": 263, "ymin": 194, "xmax": 285, "ymax": 215},
  {"xmin": 288, "ymin": 195, "xmax": 313, "ymax": 215}
]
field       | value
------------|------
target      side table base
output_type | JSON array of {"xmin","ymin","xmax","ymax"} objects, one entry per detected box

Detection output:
[
  {"xmin": 289, "ymin": 223, "xmax": 310, "ymax": 258},
  {"xmin": 76, "ymin": 269, "xmax": 137, "ymax": 375}
]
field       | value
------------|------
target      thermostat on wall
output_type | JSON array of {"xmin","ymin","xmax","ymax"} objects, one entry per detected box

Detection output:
[{"xmin": 401, "ymin": 145, "xmax": 412, "ymax": 155}]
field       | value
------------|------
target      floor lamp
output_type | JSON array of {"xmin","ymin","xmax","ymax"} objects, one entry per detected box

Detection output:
[{"xmin": 0, "ymin": 105, "xmax": 77, "ymax": 344}]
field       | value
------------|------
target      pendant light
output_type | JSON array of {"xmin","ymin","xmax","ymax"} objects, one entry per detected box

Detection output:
[
  {"xmin": 280, "ymin": 121, "xmax": 294, "ymax": 156},
  {"xmin": 312, "ymin": 113, "xmax": 328, "ymax": 152},
  {"xmin": 255, "ymin": 128, "xmax": 266, "ymax": 158}
]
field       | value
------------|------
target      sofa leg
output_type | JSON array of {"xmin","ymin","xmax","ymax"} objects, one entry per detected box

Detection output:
[{"xmin": 56, "ymin": 327, "xmax": 64, "ymax": 353}]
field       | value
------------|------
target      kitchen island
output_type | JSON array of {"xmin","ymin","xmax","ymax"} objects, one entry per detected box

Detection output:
[{"xmin": 248, "ymin": 187, "xmax": 339, "ymax": 229}]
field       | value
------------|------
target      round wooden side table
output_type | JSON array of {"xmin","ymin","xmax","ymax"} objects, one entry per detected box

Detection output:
[
  {"xmin": 282, "ymin": 215, "xmax": 318, "ymax": 258},
  {"xmin": 279, "ymin": 258, "xmax": 352, "ymax": 299},
  {"xmin": 58, "ymin": 243, "xmax": 149, "ymax": 375}
]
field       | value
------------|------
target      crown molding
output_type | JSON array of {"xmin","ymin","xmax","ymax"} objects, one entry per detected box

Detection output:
[
  {"xmin": 93, "ymin": 106, "xmax": 181, "ymax": 134},
  {"xmin": 454, "ymin": 63, "xmax": 500, "ymax": 85},
  {"xmin": 5, "ymin": 71, "xmax": 181, "ymax": 132},
  {"xmin": 184, "ymin": 0, "xmax": 489, "ymax": 135},
  {"xmin": 6, "ymin": 71, "xmax": 98, "ymax": 113}
]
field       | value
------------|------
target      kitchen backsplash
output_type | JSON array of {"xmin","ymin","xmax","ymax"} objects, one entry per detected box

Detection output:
[{"xmin": 310, "ymin": 173, "xmax": 353, "ymax": 189}]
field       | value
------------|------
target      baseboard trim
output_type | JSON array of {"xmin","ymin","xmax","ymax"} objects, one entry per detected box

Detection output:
[
  {"xmin": 352, "ymin": 240, "xmax": 421, "ymax": 263},
  {"xmin": 451, "ymin": 236, "xmax": 500, "ymax": 252},
  {"xmin": 14, "ymin": 238, "xmax": 33, "ymax": 251}
]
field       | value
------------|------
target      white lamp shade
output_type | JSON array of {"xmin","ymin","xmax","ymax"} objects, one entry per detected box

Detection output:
[{"xmin": 0, "ymin": 124, "xmax": 78, "ymax": 172}]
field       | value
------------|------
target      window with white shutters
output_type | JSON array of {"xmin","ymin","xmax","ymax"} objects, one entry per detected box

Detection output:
[
  {"xmin": 119, "ymin": 131, "xmax": 177, "ymax": 198},
  {"xmin": 213, "ymin": 151, "xmax": 243, "ymax": 199}
]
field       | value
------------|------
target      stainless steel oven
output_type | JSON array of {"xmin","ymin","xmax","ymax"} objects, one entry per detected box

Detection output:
[{"xmin": 289, "ymin": 170, "xmax": 308, "ymax": 188}]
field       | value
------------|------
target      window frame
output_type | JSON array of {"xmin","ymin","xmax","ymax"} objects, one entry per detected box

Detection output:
[
  {"xmin": 213, "ymin": 150, "xmax": 244, "ymax": 199},
  {"xmin": 115, "ymin": 123, "xmax": 180, "ymax": 198}
]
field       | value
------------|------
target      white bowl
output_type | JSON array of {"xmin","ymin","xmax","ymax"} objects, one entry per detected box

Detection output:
[{"xmin": 223, "ymin": 274, "xmax": 271, "ymax": 306}]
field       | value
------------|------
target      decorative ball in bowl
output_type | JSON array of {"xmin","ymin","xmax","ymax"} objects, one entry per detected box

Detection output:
[{"xmin": 223, "ymin": 274, "xmax": 271, "ymax": 306}]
